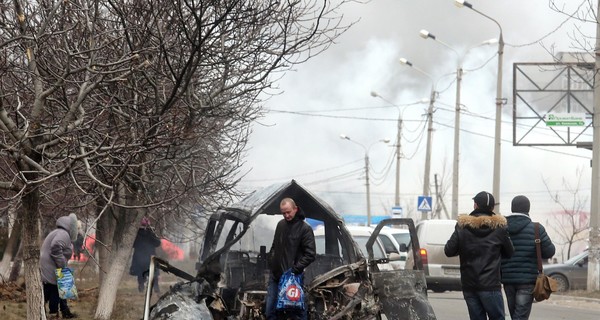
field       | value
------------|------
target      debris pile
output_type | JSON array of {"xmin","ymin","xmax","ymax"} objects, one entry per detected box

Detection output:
[{"xmin": 0, "ymin": 282, "xmax": 27, "ymax": 302}]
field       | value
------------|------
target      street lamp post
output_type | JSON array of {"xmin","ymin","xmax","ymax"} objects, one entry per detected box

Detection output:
[
  {"xmin": 370, "ymin": 92, "xmax": 403, "ymax": 208},
  {"xmin": 420, "ymin": 29, "xmax": 498, "ymax": 219},
  {"xmin": 370, "ymin": 92, "xmax": 428, "ymax": 210},
  {"xmin": 455, "ymin": 0, "xmax": 504, "ymax": 211},
  {"xmin": 399, "ymin": 58, "xmax": 435, "ymax": 218},
  {"xmin": 340, "ymin": 134, "xmax": 390, "ymax": 226}
]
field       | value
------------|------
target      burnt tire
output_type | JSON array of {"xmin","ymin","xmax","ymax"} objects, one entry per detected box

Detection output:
[{"xmin": 549, "ymin": 274, "xmax": 569, "ymax": 292}]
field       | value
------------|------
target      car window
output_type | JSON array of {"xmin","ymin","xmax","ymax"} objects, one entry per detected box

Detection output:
[
  {"xmin": 423, "ymin": 224, "xmax": 455, "ymax": 245},
  {"xmin": 354, "ymin": 236, "xmax": 385, "ymax": 259},
  {"xmin": 564, "ymin": 251, "xmax": 588, "ymax": 265},
  {"xmin": 378, "ymin": 234, "xmax": 399, "ymax": 253},
  {"xmin": 314, "ymin": 235, "xmax": 340, "ymax": 255},
  {"xmin": 217, "ymin": 215, "xmax": 281, "ymax": 253},
  {"xmin": 392, "ymin": 232, "xmax": 411, "ymax": 247}
]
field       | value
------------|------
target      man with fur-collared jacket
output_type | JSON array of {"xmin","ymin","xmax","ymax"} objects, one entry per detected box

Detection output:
[{"xmin": 445, "ymin": 191, "xmax": 514, "ymax": 320}]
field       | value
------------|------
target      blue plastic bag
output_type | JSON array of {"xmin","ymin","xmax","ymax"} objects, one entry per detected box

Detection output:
[
  {"xmin": 276, "ymin": 269, "xmax": 305, "ymax": 311},
  {"xmin": 55, "ymin": 267, "xmax": 78, "ymax": 300}
]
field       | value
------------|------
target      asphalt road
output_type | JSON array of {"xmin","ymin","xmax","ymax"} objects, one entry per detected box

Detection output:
[{"xmin": 428, "ymin": 291, "xmax": 600, "ymax": 320}]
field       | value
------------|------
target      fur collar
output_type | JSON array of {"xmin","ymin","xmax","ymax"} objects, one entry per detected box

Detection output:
[{"xmin": 457, "ymin": 214, "xmax": 507, "ymax": 229}]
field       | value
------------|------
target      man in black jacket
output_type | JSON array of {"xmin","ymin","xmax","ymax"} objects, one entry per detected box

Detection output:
[
  {"xmin": 445, "ymin": 191, "xmax": 514, "ymax": 320},
  {"xmin": 501, "ymin": 195, "xmax": 555, "ymax": 320},
  {"xmin": 265, "ymin": 197, "xmax": 316, "ymax": 320}
]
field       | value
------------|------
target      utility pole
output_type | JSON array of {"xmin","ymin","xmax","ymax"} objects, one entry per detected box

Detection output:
[
  {"xmin": 587, "ymin": 0, "xmax": 600, "ymax": 291},
  {"xmin": 364, "ymin": 153, "xmax": 372, "ymax": 227},
  {"xmin": 492, "ymin": 32, "xmax": 504, "ymax": 213},
  {"xmin": 422, "ymin": 88, "xmax": 435, "ymax": 220},
  {"xmin": 395, "ymin": 116, "xmax": 402, "ymax": 207},
  {"xmin": 452, "ymin": 67, "xmax": 463, "ymax": 219}
]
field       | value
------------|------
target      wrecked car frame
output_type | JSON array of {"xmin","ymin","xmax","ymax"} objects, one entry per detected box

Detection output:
[{"xmin": 144, "ymin": 180, "xmax": 436, "ymax": 319}]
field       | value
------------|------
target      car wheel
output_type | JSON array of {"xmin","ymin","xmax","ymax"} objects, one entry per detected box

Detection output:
[{"xmin": 550, "ymin": 274, "xmax": 569, "ymax": 292}]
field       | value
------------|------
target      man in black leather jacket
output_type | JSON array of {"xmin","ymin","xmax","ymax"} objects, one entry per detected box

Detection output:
[
  {"xmin": 265, "ymin": 197, "xmax": 316, "ymax": 320},
  {"xmin": 445, "ymin": 191, "xmax": 514, "ymax": 320}
]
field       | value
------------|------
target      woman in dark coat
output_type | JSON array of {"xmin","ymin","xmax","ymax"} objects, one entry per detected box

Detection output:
[{"xmin": 129, "ymin": 217, "xmax": 161, "ymax": 293}]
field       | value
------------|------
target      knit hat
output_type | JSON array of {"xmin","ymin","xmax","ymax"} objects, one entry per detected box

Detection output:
[
  {"xmin": 511, "ymin": 195, "xmax": 530, "ymax": 215},
  {"xmin": 472, "ymin": 191, "xmax": 495, "ymax": 211}
]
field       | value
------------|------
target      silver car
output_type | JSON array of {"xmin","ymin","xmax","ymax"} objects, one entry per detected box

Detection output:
[{"xmin": 544, "ymin": 251, "xmax": 589, "ymax": 292}]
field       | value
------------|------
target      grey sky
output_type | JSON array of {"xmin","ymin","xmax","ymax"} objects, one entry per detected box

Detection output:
[{"xmin": 238, "ymin": 0, "xmax": 594, "ymax": 242}]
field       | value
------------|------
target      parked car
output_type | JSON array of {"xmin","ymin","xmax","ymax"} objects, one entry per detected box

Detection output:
[
  {"xmin": 142, "ymin": 180, "xmax": 437, "ymax": 320},
  {"xmin": 314, "ymin": 225, "xmax": 398, "ymax": 271},
  {"xmin": 376, "ymin": 226, "xmax": 410, "ymax": 269},
  {"xmin": 544, "ymin": 250, "xmax": 589, "ymax": 292},
  {"xmin": 405, "ymin": 219, "xmax": 461, "ymax": 292}
]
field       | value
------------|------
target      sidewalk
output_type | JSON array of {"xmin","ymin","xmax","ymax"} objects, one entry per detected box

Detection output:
[{"xmin": 546, "ymin": 293, "xmax": 600, "ymax": 311}]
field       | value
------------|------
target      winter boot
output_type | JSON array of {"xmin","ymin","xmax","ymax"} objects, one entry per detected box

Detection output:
[{"xmin": 62, "ymin": 310, "xmax": 78, "ymax": 319}]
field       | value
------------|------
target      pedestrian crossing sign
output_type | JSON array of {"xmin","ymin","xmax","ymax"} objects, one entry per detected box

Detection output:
[{"xmin": 417, "ymin": 196, "xmax": 432, "ymax": 212}]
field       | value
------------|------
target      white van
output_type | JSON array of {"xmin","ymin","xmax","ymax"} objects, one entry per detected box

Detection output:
[{"xmin": 405, "ymin": 219, "xmax": 461, "ymax": 292}]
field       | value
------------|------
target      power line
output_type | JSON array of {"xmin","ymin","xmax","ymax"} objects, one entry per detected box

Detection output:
[
  {"xmin": 242, "ymin": 158, "xmax": 363, "ymax": 183},
  {"xmin": 506, "ymin": 0, "xmax": 588, "ymax": 48}
]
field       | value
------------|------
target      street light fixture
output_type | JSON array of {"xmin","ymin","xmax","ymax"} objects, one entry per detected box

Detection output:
[
  {"xmin": 398, "ymin": 58, "xmax": 436, "ymax": 210},
  {"xmin": 420, "ymin": 29, "xmax": 498, "ymax": 218},
  {"xmin": 340, "ymin": 134, "xmax": 390, "ymax": 226},
  {"xmin": 455, "ymin": 0, "xmax": 505, "ymax": 211}
]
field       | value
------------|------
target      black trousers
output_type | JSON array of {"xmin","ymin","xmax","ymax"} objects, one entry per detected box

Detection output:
[{"xmin": 43, "ymin": 282, "xmax": 70, "ymax": 314}]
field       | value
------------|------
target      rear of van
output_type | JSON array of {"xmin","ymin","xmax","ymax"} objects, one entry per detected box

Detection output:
[{"xmin": 406, "ymin": 219, "xmax": 462, "ymax": 292}]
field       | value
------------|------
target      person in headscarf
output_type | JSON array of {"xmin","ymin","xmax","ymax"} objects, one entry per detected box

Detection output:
[{"xmin": 40, "ymin": 213, "xmax": 79, "ymax": 319}]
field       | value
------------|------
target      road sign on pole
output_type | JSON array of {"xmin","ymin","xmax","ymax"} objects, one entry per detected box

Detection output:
[{"xmin": 417, "ymin": 196, "xmax": 432, "ymax": 212}]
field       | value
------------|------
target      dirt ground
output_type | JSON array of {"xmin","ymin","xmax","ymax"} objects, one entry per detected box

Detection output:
[{"xmin": 0, "ymin": 260, "xmax": 193, "ymax": 320}]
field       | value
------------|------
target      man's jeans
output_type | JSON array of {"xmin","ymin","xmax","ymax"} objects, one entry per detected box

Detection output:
[
  {"xmin": 504, "ymin": 284, "xmax": 535, "ymax": 320},
  {"xmin": 463, "ymin": 290, "xmax": 505, "ymax": 320},
  {"xmin": 265, "ymin": 274, "xmax": 307, "ymax": 320}
]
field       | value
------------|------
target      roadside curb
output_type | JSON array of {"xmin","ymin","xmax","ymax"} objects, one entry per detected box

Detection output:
[{"xmin": 550, "ymin": 294, "xmax": 600, "ymax": 304}]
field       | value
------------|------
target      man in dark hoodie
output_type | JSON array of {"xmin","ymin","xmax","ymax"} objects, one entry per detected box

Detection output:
[
  {"xmin": 265, "ymin": 197, "xmax": 316, "ymax": 320},
  {"xmin": 501, "ymin": 195, "xmax": 555, "ymax": 320},
  {"xmin": 445, "ymin": 191, "xmax": 514, "ymax": 320}
]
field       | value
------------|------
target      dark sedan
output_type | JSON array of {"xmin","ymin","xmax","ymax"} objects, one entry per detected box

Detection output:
[{"xmin": 544, "ymin": 251, "xmax": 588, "ymax": 292}]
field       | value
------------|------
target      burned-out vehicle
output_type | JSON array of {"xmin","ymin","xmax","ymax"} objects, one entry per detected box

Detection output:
[{"xmin": 144, "ymin": 180, "xmax": 436, "ymax": 319}]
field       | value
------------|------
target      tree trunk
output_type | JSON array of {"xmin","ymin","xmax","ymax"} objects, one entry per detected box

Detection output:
[
  {"xmin": 22, "ymin": 187, "xmax": 46, "ymax": 320},
  {"xmin": 96, "ymin": 199, "xmax": 115, "ymax": 287},
  {"xmin": 0, "ymin": 215, "xmax": 23, "ymax": 282},
  {"xmin": 94, "ymin": 191, "xmax": 144, "ymax": 320},
  {"xmin": 8, "ymin": 242, "xmax": 23, "ymax": 282}
]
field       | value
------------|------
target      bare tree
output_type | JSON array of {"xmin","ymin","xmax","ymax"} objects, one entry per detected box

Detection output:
[
  {"xmin": 1, "ymin": 1, "xmax": 353, "ymax": 319},
  {"xmin": 543, "ymin": 167, "xmax": 590, "ymax": 260}
]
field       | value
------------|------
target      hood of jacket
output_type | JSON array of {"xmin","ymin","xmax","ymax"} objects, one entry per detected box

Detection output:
[
  {"xmin": 56, "ymin": 213, "xmax": 78, "ymax": 242},
  {"xmin": 457, "ymin": 211, "xmax": 507, "ymax": 238},
  {"xmin": 291, "ymin": 206, "xmax": 306, "ymax": 221},
  {"xmin": 504, "ymin": 213, "xmax": 531, "ymax": 234}
]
